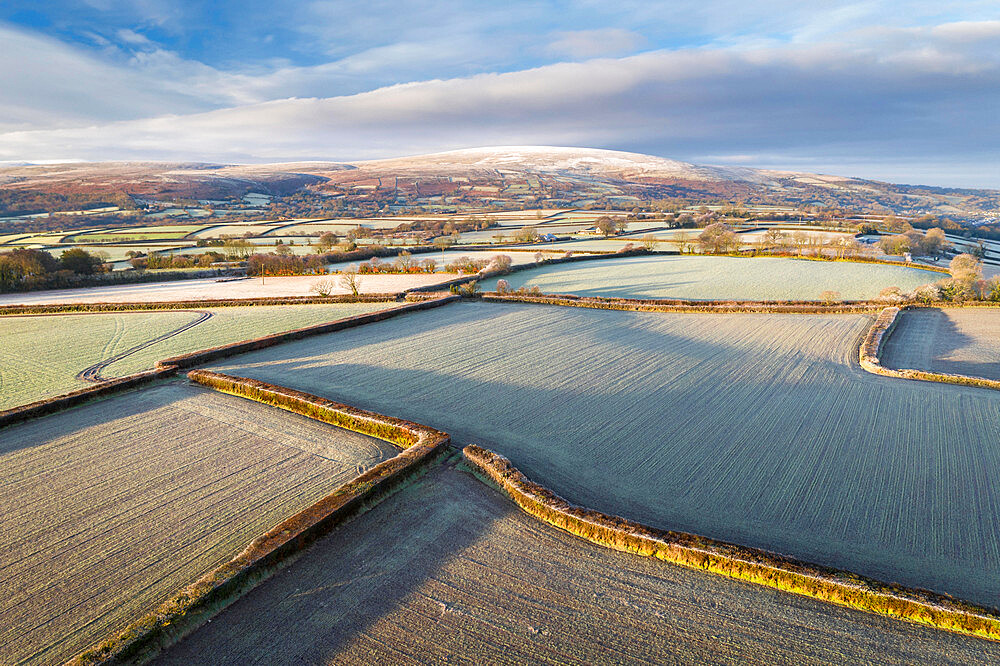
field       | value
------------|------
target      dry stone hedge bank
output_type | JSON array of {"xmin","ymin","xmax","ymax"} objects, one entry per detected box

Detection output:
[
  {"xmin": 463, "ymin": 444, "xmax": 1000, "ymax": 643},
  {"xmin": 70, "ymin": 371, "xmax": 450, "ymax": 665},
  {"xmin": 860, "ymin": 306, "xmax": 1000, "ymax": 392},
  {"xmin": 0, "ymin": 296, "xmax": 459, "ymax": 429}
]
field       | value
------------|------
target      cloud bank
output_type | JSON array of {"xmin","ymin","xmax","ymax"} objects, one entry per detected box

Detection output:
[{"xmin": 0, "ymin": 16, "xmax": 998, "ymax": 187}]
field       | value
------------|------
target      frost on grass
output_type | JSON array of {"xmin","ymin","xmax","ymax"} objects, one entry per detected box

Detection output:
[
  {"xmin": 156, "ymin": 467, "xmax": 1000, "ymax": 665},
  {"xmin": 210, "ymin": 301, "xmax": 1000, "ymax": 606},
  {"xmin": 481, "ymin": 255, "xmax": 941, "ymax": 301},
  {"xmin": 881, "ymin": 307, "xmax": 1000, "ymax": 381},
  {"xmin": 0, "ymin": 383, "xmax": 396, "ymax": 666},
  {"xmin": 0, "ymin": 310, "xmax": 196, "ymax": 409}
]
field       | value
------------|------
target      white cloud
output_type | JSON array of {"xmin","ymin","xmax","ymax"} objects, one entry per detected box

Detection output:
[
  {"xmin": 546, "ymin": 29, "xmax": 645, "ymax": 59},
  {"xmin": 1, "ymin": 18, "xmax": 999, "ymax": 186}
]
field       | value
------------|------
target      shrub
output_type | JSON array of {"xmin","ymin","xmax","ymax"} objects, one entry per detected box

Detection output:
[
  {"xmin": 820, "ymin": 290, "xmax": 841, "ymax": 305},
  {"xmin": 310, "ymin": 278, "xmax": 338, "ymax": 297},
  {"xmin": 496, "ymin": 279, "xmax": 510, "ymax": 294}
]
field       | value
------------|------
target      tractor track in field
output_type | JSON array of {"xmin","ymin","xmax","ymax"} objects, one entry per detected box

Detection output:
[{"xmin": 76, "ymin": 310, "xmax": 213, "ymax": 383}]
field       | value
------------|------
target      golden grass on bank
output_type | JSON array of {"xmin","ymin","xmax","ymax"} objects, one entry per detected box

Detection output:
[
  {"xmin": 860, "ymin": 307, "xmax": 1000, "ymax": 392},
  {"xmin": 463, "ymin": 445, "xmax": 1000, "ymax": 643},
  {"xmin": 70, "ymin": 372, "xmax": 449, "ymax": 666}
]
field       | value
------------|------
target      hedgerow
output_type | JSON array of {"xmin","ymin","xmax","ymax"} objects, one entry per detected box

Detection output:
[{"xmin": 463, "ymin": 444, "xmax": 1000, "ymax": 642}]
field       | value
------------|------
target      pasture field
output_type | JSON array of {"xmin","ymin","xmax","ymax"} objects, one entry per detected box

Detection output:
[
  {"xmin": 103, "ymin": 302, "xmax": 399, "ymax": 377},
  {"xmin": 156, "ymin": 464, "xmax": 1000, "ymax": 665},
  {"xmin": 188, "ymin": 223, "xmax": 287, "ymax": 239},
  {"xmin": 498, "ymin": 238, "xmax": 645, "ymax": 252},
  {"xmin": 325, "ymin": 250, "xmax": 565, "ymax": 273},
  {"xmin": 0, "ymin": 382, "xmax": 397, "ymax": 666},
  {"xmin": 0, "ymin": 310, "xmax": 199, "ymax": 409},
  {"xmin": 209, "ymin": 302, "xmax": 1000, "ymax": 605},
  {"xmin": 0, "ymin": 274, "xmax": 452, "ymax": 305},
  {"xmin": 68, "ymin": 226, "xmax": 211, "ymax": 242},
  {"xmin": 481, "ymin": 255, "xmax": 939, "ymax": 300},
  {"xmin": 0, "ymin": 303, "xmax": 398, "ymax": 408},
  {"xmin": 65, "ymin": 244, "xmax": 192, "ymax": 261},
  {"xmin": 881, "ymin": 307, "xmax": 1000, "ymax": 381},
  {"xmin": 261, "ymin": 221, "xmax": 368, "ymax": 236}
]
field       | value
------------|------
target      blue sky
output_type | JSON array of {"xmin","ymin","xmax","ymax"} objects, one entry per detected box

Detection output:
[{"xmin": 0, "ymin": 1, "xmax": 998, "ymax": 187}]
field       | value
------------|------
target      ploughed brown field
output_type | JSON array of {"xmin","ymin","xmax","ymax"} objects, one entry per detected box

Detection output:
[
  {"xmin": 881, "ymin": 307, "xmax": 1000, "ymax": 381},
  {"xmin": 0, "ymin": 382, "xmax": 397, "ymax": 666},
  {"xmin": 155, "ymin": 462, "xmax": 1000, "ymax": 665}
]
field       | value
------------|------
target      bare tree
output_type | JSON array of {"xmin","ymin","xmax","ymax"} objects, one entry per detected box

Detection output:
[
  {"xmin": 697, "ymin": 223, "xmax": 737, "ymax": 254},
  {"xmin": 640, "ymin": 234, "xmax": 659, "ymax": 251},
  {"xmin": 310, "ymin": 278, "xmax": 338, "ymax": 297},
  {"xmin": 338, "ymin": 265, "xmax": 362, "ymax": 296}
]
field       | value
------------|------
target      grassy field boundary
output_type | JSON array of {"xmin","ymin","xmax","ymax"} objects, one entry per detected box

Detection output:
[
  {"xmin": 860, "ymin": 306, "xmax": 1000, "ymax": 392},
  {"xmin": 69, "ymin": 371, "xmax": 451, "ymax": 665},
  {"xmin": 0, "ymin": 296, "xmax": 459, "ymax": 428},
  {"xmin": 462, "ymin": 444, "xmax": 1000, "ymax": 643},
  {"xmin": 0, "ymin": 293, "xmax": 399, "ymax": 316},
  {"xmin": 480, "ymin": 292, "xmax": 884, "ymax": 314},
  {"xmin": 404, "ymin": 247, "xmax": 651, "ymax": 294}
]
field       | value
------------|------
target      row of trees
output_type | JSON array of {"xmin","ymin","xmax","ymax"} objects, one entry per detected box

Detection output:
[{"xmin": 0, "ymin": 247, "xmax": 109, "ymax": 291}]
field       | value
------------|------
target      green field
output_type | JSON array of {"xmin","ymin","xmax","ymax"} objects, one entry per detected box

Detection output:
[
  {"xmin": 157, "ymin": 464, "xmax": 1000, "ymax": 665},
  {"xmin": 882, "ymin": 307, "xmax": 1000, "ymax": 381},
  {"xmin": 0, "ymin": 382, "xmax": 397, "ymax": 666},
  {"xmin": 0, "ymin": 310, "xmax": 199, "ymax": 409},
  {"xmin": 482, "ymin": 255, "xmax": 940, "ymax": 300},
  {"xmin": 103, "ymin": 303, "xmax": 398, "ymax": 377},
  {"xmin": 209, "ymin": 302, "xmax": 1000, "ymax": 605},
  {"xmin": 0, "ymin": 303, "xmax": 397, "ymax": 409}
]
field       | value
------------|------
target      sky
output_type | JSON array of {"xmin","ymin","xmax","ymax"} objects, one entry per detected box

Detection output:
[{"xmin": 0, "ymin": 1, "xmax": 998, "ymax": 187}]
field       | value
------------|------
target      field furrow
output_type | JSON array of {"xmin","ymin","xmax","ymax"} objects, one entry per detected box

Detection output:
[
  {"xmin": 0, "ymin": 383, "xmax": 398, "ymax": 666},
  {"xmin": 209, "ymin": 301, "xmax": 1000, "ymax": 605},
  {"xmin": 155, "ymin": 465, "xmax": 1000, "ymax": 665}
]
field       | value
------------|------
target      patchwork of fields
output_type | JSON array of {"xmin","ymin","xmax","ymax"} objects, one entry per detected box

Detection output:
[
  {"xmin": 0, "ymin": 303, "xmax": 397, "ymax": 408},
  {"xmin": 209, "ymin": 302, "xmax": 1000, "ymax": 605},
  {"xmin": 0, "ymin": 382, "xmax": 397, "ymax": 666},
  {"xmin": 881, "ymin": 307, "xmax": 1000, "ymax": 381},
  {"xmin": 155, "ymin": 464, "xmax": 1000, "ymax": 665},
  {"xmin": 482, "ymin": 255, "xmax": 940, "ymax": 300}
]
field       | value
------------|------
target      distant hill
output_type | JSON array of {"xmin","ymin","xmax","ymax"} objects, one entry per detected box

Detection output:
[{"xmin": 1, "ymin": 147, "xmax": 997, "ymax": 219}]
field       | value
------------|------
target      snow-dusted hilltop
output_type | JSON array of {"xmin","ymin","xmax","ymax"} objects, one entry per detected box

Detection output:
[{"xmin": 353, "ymin": 145, "xmax": 796, "ymax": 186}]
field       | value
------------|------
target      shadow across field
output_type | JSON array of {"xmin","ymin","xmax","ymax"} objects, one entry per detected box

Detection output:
[
  {"xmin": 206, "ymin": 303, "xmax": 1000, "ymax": 607},
  {"xmin": 882, "ymin": 309, "xmax": 1000, "ymax": 381},
  {"xmin": 154, "ymin": 462, "xmax": 1000, "ymax": 665}
]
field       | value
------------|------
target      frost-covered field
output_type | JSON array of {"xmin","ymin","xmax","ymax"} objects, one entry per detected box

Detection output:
[
  {"xmin": 103, "ymin": 303, "xmax": 398, "ymax": 377},
  {"xmin": 210, "ymin": 302, "xmax": 1000, "ymax": 605},
  {"xmin": 0, "ymin": 383, "xmax": 396, "ymax": 666},
  {"xmin": 882, "ymin": 307, "xmax": 1000, "ymax": 381},
  {"xmin": 0, "ymin": 274, "xmax": 451, "ymax": 305},
  {"xmin": 0, "ymin": 310, "xmax": 196, "ymax": 408},
  {"xmin": 0, "ymin": 303, "xmax": 396, "ymax": 408},
  {"xmin": 157, "ymin": 466, "xmax": 1000, "ymax": 665},
  {"xmin": 482, "ymin": 255, "xmax": 939, "ymax": 300}
]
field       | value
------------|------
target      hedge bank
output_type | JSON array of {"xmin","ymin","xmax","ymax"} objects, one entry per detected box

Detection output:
[
  {"xmin": 0, "ymin": 293, "xmax": 398, "ymax": 316},
  {"xmin": 860, "ymin": 306, "xmax": 1000, "ymax": 392},
  {"xmin": 69, "ymin": 372, "xmax": 450, "ymax": 665},
  {"xmin": 0, "ymin": 296, "xmax": 458, "ymax": 429},
  {"xmin": 463, "ymin": 444, "xmax": 1000, "ymax": 643}
]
